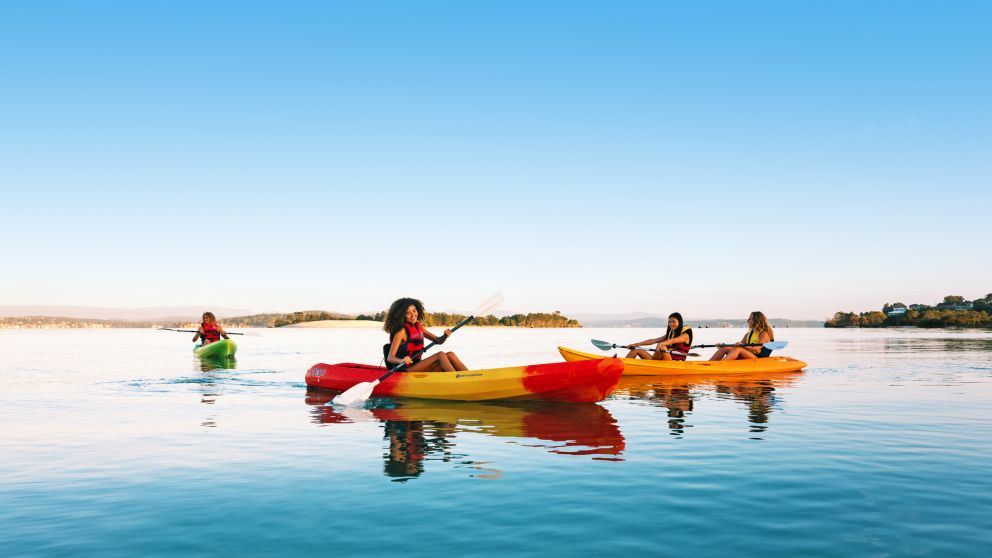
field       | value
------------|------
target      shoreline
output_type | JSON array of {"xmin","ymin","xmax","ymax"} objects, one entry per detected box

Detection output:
[{"xmin": 281, "ymin": 320, "xmax": 383, "ymax": 329}]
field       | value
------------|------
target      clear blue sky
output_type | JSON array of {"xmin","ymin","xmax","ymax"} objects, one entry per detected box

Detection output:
[{"xmin": 2, "ymin": 1, "xmax": 989, "ymax": 319}]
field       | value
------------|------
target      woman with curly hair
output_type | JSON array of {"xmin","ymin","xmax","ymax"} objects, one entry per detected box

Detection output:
[
  {"xmin": 192, "ymin": 311, "xmax": 230, "ymax": 346},
  {"xmin": 709, "ymin": 311, "xmax": 775, "ymax": 361},
  {"xmin": 382, "ymin": 298, "xmax": 468, "ymax": 372}
]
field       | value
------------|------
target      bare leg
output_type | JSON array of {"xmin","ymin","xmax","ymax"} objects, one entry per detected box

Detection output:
[
  {"xmin": 625, "ymin": 349, "xmax": 652, "ymax": 359},
  {"xmin": 445, "ymin": 351, "xmax": 468, "ymax": 371},
  {"xmin": 721, "ymin": 348, "xmax": 742, "ymax": 360},
  {"xmin": 406, "ymin": 353, "xmax": 453, "ymax": 372},
  {"xmin": 709, "ymin": 347, "xmax": 733, "ymax": 361},
  {"xmin": 722, "ymin": 348, "xmax": 759, "ymax": 360},
  {"xmin": 436, "ymin": 352, "xmax": 455, "ymax": 371},
  {"xmin": 650, "ymin": 349, "xmax": 673, "ymax": 361},
  {"xmin": 735, "ymin": 349, "xmax": 758, "ymax": 360}
]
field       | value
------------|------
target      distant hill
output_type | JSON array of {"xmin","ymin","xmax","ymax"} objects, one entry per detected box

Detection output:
[
  {"xmin": 224, "ymin": 311, "xmax": 356, "ymax": 328},
  {"xmin": 0, "ymin": 316, "xmax": 161, "ymax": 329},
  {"xmin": 1, "ymin": 310, "xmax": 822, "ymax": 329},
  {"xmin": 0, "ymin": 305, "xmax": 251, "ymax": 321}
]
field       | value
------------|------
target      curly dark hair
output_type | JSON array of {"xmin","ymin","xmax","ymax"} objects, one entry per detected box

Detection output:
[{"xmin": 384, "ymin": 298, "xmax": 425, "ymax": 336}]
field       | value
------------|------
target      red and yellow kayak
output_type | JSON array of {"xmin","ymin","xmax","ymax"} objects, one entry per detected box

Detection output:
[
  {"xmin": 558, "ymin": 346, "xmax": 807, "ymax": 376},
  {"xmin": 305, "ymin": 358, "xmax": 624, "ymax": 403}
]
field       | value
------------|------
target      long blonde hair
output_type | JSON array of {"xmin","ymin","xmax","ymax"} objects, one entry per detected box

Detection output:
[{"xmin": 748, "ymin": 311, "xmax": 773, "ymax": 340}]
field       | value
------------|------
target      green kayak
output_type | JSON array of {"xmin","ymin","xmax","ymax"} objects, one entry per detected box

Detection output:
[{"xmin": 193, "ymin": 339, "xmax": 237, "ymax": 359}]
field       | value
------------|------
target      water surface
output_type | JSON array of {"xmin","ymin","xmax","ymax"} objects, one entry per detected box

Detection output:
[{"xmin": 1, "ymin": 327, "xmax": 990, "ymax": 556}]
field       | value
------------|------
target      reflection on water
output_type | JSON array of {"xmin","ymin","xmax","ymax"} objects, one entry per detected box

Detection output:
[
  {"xmin": 195, "ymin": 357, "xmax": 235, "ymax": 427},
  {"xmin": 382, "ymin": 420, "xmax": 455, "ymax": 481},
  {"xmin": 834, "ymin": 334, "xmax": 992, "ymax": 354},
  {"xmin": 4, "ymin": 329, "xmax": 991, "ymax": 555},
  {"xmin": 305, "ymin": 391, "xmax": 625, "ymax": 480},
  {"xmin": 614, "ymin": 372, "xmax": 802, "ymax": 439},
  {"xmin": 303, "ymin": 373, "xmax": 800, "ymax": 479},
  {"xmin": 198, "ymin": 355, "xmax": 237, "ymax": 371}
]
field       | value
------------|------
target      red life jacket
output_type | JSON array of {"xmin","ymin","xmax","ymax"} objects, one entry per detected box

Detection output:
[
  {"xmin": 384, "ymin": 322, "xmax": 425, "ymax": 365},
  {"xmin": 201, "ymin": 322, "xmax": 221, "ymax": 343},
  {"xmin": 667, "ymin": 327, "xmax": 693, "ymax": 361}
]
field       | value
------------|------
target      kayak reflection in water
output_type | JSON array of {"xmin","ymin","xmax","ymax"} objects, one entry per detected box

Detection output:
[
  {"xmin": 192, "ymin": 312, "xmax": 230, "ymax": 346},
  {"xmin": 709, "ymin": 311, "xmax": 775, "ymax": 361},
  {"xmin": 623, "ymin": 312, "xmax": 694, "ymax": 361},
  {"xmin": 383, "ymin": 298, "xmax": 468, "ymax": 372}
]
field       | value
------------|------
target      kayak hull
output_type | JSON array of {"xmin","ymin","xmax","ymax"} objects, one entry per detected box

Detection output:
[
  {"xmin": 305, "ymin": 358, "xmax": 624, "ymax": 403},
  {"xmin": 558, "ymin": 346, "xmax": 806, "ymax": 376},
  {"xmin": 194, "ymin": 339, "xmax": 237, "ymax": 359}
]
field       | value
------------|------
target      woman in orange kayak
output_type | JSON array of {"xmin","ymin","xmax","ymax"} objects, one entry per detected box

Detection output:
[
  {"xmin": 192, "ymin": 312, "xmax": 230, "ymax": 346},
  {"xmin": 383, "ymin": 298, "xmax": 468, "ymax": 372},
  {"xmin": 624, "ymin": 312, "xmax": 693, "ymax": 361},
  {"xmin": 709, "ymin": 311, "xmax": 775, "ymax": 360}
]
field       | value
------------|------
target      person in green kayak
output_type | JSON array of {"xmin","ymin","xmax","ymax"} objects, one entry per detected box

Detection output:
[
  {"xmin": 192, "ymin": 312, "xmax": 230, "ymax": 346},
  {"xmin": 383, "ymin": 298, "xmax": 468, "ymax": 372},
  {"xmin": 709, "ymin": 311, "xmax": 775, "ymax": 360},
  {"xmin": 624, "ymin": 312, "xmax": 694, "ymax": 361}
]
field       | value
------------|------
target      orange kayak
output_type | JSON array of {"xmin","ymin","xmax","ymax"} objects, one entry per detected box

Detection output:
[{"xmin": 558, "ymin": 346, "xmax": 807, "ymax": 376}]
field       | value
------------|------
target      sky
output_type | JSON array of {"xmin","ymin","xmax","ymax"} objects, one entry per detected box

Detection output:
[{"xmin": 1, "ymin": 1, "xmax": 990, "ymax": 320}]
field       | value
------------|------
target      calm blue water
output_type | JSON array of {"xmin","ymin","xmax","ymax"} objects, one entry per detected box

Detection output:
[{"xmin": 1, "ymin": 327, "xmax": 990, "ymax": 557}]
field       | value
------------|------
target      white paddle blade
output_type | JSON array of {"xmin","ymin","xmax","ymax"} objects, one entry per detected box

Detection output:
[
  {"xmin": 765, "ymin": 341, "xmax": 788, "ymax": 350},
  {"xmin": 474, "ymin": 292, "xmax": 504, "ymax": 317},
  {"xmin": 329, "ymin": 380, "xmax": 380, "ymax": 407},
  {"xmin": 591, "ymin": 339, "xmax": 615, "ymax": 351}
]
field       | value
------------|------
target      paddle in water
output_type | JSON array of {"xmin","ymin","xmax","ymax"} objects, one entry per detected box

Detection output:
[
  {"xmin": 590, "ymin": 338, "xmax": 700, "ymax": 358},
  {"xmin": 330, "ymin": 292, "xmax": 504, "ymax": 408}
]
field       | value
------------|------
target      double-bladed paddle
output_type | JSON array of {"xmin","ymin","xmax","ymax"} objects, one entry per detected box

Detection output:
[
  {"xmin": 157, "ymin": 327, "xmax": 246, "ymax": 336},
  {"xmin": 590, "ymin": 338, "xmax": 700, "ymax": 358},
  {"xmin": 692, "ymin": 341, "xmax": 788, "ymax": 350},
  {"xmin": 329, "ymin": 292, "xmax": 504, "ymax": 408}
]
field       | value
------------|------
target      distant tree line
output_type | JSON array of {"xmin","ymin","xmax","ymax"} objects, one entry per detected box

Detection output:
[
  {"xmin": 221, "ymin": 309, "xmax": 581, "ymax": 328},
  {"xmin": 357, "ymin": 310, "xmax": 580, "ymax": 328},
  {"xmin": 826, "ymin": 294, "xmax": 992, "ymax": 328},
  {"xmin": 221, "ymin": 311, "xmax": 354, "ymax": 328},
  {"xmin": 0, "ymin": 316, "xmax": 159, "ymax": 329}
]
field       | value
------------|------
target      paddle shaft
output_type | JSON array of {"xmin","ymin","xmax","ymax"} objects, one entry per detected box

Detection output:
[
  {"xmin": 692, "ymin": 343, "xmax": 765, "ymax": 348},
  {"xmin": 626, "ymin": 347, "xmax": 695, "ymax": 357},
  {"xmin": 605, "ymin": 342, "xmax": 695, "ymax": 357},
  {"xmin": 378, "ymin": 315, "xmax": 475, "ymax": 382},
  {"xmin": 161, "ymin": 328, "xmax": 244, "ymax": 336}
]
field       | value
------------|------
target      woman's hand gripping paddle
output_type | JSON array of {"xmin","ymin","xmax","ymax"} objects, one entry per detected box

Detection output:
[{"xmin": 329, "ymin": 293, "xmax": 504, "ymax": 408}]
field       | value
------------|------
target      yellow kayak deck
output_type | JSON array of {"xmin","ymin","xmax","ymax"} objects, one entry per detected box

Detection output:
[{"xmin": 558, "ymin": 346, "xmax": 806, "ymax": 376}]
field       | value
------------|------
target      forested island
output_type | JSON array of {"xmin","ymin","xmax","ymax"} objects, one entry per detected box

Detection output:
[
  {"xmin": 226, "ymin": 310, "xmax": 580, "ymax": 328},
  {"xmin": 1, "ymin": 310, "xmax": 581, "ymax": 329},
  {"xmin": 826, "ymin": 294, "xmax": 992, "ymax": 328}
]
